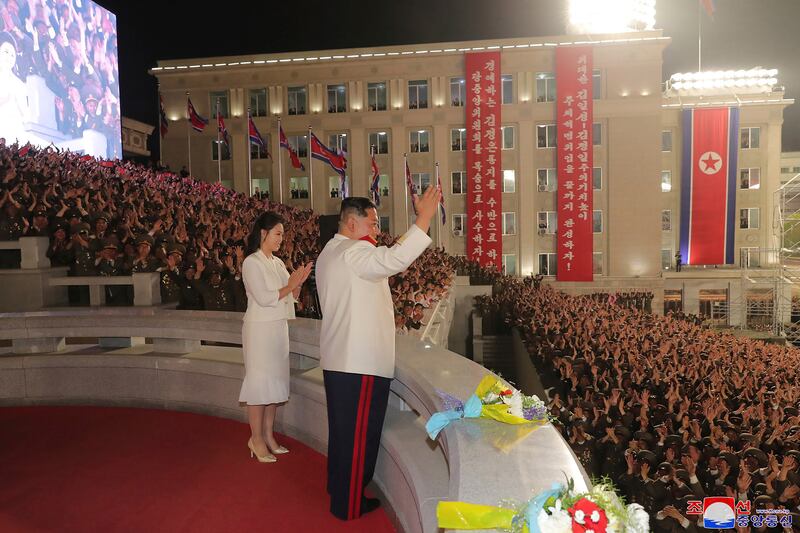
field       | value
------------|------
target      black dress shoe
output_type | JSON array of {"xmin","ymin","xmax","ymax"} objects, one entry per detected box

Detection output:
[{"xmin": 360, "ymin": 496, "xmax": 381, "ymax": 515}]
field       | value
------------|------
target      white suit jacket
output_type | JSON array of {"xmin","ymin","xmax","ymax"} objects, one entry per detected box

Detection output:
[
  {"xmin": 241, "ymin": 251, "xmax": 296, "ymax": 322},
  {"xmin": 316, "ymin": 225, "xmax": 432, "ymax": 378}
]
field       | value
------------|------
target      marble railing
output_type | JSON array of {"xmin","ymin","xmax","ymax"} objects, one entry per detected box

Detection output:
[{"xmin": 0, "ymin": 308, "xmax": 589, "ymax": 533}]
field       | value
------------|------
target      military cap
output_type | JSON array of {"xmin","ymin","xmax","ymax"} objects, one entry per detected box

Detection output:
[{"xmin": 135, "ymin": 234, "xmax": 154, "ymax": 246}]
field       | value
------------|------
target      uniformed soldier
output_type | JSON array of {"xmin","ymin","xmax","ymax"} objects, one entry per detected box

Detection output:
[
  {"xmin": 194, "ymin": 262, "xmax": 236, "ymax": 311},
  {"xmin": 129, "ymin": 234, "xmax": 158, "ymax": 273},
  {"xmin": 47, "ymin": 221, "xmax": 73, "ymax": 267},
  {"xmin": 159, "ymin": 243, "xmax": 185, "ymax": 304},
  {"xmin": 96, "ymin": 238, "xmax": 129, "ymax": 305},
  {"xmin": 177, "ymin": 261, "xmax": 203, "ymax": 310},
  {"xmin": 315, "ymin": 189, "xmax": 438, "ymax": 520},
  {"xmin": 28, "ymin": 208, "xmax": 51, "ymax": 237},
  {"xmin": 68, "ymin": 221, "xmax": 96, "ymax": 305},
  {"xmin": 89, "ymin": 211, "xmax": 111, "ymax": 253}
]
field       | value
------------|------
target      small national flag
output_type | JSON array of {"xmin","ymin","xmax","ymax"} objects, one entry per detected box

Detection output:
[
  {"xmin": 309, "ymin": 132, "xmax": 347, "ymax": 178},
  {"xmin": 248, "ymin": 112, "xmax": 270, "ymax": 158},
  {"xmin": 18, "ymin": 145, "xmax": 30, "ymax": 157},
  {"xmin": 405, "ymin": 159, "xmax": 418, "ymax": 215},
  {"xmin": 369, "ymin": 153, "xmax": 381, "ymax": 207},
  {"xmin": 436, "ymin": 167, "xmax": 446, "ymax": 225},
  {"xmin": 187, "ymin": 98, "xmax": 208, "ymax": 132},
  {"xmin": 100, "ymin": 161, "xmax": 115, "ymax": 168},
  {"xmin": 279, "ymin": 126, "xmax": 305, "ymax": 171},
  {"xmin": 79, "ymin": 154, "xmax": 93, "ymax": 162},
  {"xmin": 216, "ymin": 99, "xmax": 229, "ymax": 147},
  {"xmin": 159, "ymin": 93, "xmax": 168, "ymax": 137},
  {"xmin": 700, "ymin": 0, "xmax": 715, "ymax": 18}
]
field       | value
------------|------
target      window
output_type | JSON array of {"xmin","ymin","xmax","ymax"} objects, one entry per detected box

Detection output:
[
  {"xmin": 662, "ymin": 210, "xmax": 672, "ymax": 231},
  {"xmin": 249, "ymin": 88, "xmax": 268, "ymax": 117},
  {"xmin": 329, "ymin": 133, "xmax": 348, "ymax": 154},
  {"xmin": 328, "ymin": 176, "xmax": 349, "ymax": 198},
  {"xmin": 410, "ymin": 130, "xmax": 430, "ymax": 153},
  {"xmin": 794, "ymin": 166, "xmax": 800, "ymax": 173},
  {"xmin": 452, "ymin": 171, "xmax": 466, "ymax": 194},
  {"xmin": 538, "ymin": 168, "xmax": 557, "ymax": 192},
  {"xmin": 327, "ymin": 84, "xmax": 347, "ymax": 113},
  {"xmin": 288, "ymin": 135, "xmax": 308, "ymax": 158},
  {"xmin": 250, "ymin": 135, "xmax": 269, "ymax": 159},
  {"xmin": 537, "ymin": 124, "xmax": 557, "ymax": 148},
  {"xmin": 661, "ymin": 170, "xmax": 672, "ymax": 192},
  {"xmin": 501, "ymin": 126, "xmax": 515, "ymax": 150},
  {"xmin": 211, "ymin": 139, "xmax": 231, "ymax": 160},
  {"xmin": 411, "ymin": 173, "xmax": 431, "ymax": 195},
  {"xmin": 378, "ymin": 175, "xmax": 390, "ymax": 197},
  {"xmin": 741, "ymin": 247, "xmax": 760, "ymax": 268},
  {"xmin": 368, "ymin": 82, "xmax": 387, "ymax": 111},
  {"xmin": 538, "ymin": 211, "xmax": 557, "ymax": 234},
  {"xmin": 661, "ymin": 249, "xmax": 672, "ymax": 270},
  {"xmin": 502, "ymin": 254, "xmax": 517, "ymax": 276},
  {"xmin": 368, "ymin": 132, "xmax": 389, "ymax": 154},
  {"xmin": 452, "ymin": 214, "xmax": 466, "ymax": 236},
  {"xmin": 592, "ymin": 252, "xmax": 603, "ymax": 275},
  {"xmin": 287, "ymin": 86, "xmax": 306, "ymax": 116},
  {"xmin": 408, "ymin": 80, "xmax": 428, "ymax": 109},
  {"xmin": 210, "ymin": 91, "xmax": 229, "ymax": 118},
  {"xmin": 539, "ymin": 253, "xmax": 557, "ymax": 276},
  {"xmin": 740, "ymin": 208, "xmax": 760, "ymax": 229},
  {"xmin": 380, "ymin": 216, "xmax": 390, "ymax": 234},
  {"xmin": 593, "ymin": 210, "xmax": 603, "ymax": 233},
  {"xmin": 451, "ymin": 77, "xmax": 465, "ymax": 106},
  {"xmin": 502, "ymin": 212, "xmax": 516, "ymax": 235},
  {"xmin": 503, "ymin": 170, "xmax": 516, "ymax": 193},
  {"xmin": 501, "ymin": 75, "xmax": 513, "ymax": 104},
  {"xmin": 741, "ymin": 127, "xmax": 760, "ymax": 149},
  {"xmin": 740, "ymin": 168, "xmax": 761, "ymax": 190},
  {"xmin": 782, "ymin": 167, "xmax": 791, "ymax": 173},
  {"xmin": 593, "ymin": 167, "xmax": 602, "ymax": 190},
  {"xmin": 451, "ymin": 128, "xmax": 467, "ymax": 151},
  {"xmin": 662, "ymin": 130, "xmax": 672, "ymax": 152},
  {"xmin": 251, "ymin": 178, "xmax": 270, "ymax": 198},
  {"xmin": 593, "ymin": 123, "xmax": 601, "ymax": 146},
  {"xmin": 289, "ymin": 177, "xmax": 309, "ymax": 199},
  {"xmin": 536, "ymin": 73, "xmax": 556, "ymax": 102},
  {"xmin": 593, "ymin": 69, "xmax": 602, "ymax": 99}
]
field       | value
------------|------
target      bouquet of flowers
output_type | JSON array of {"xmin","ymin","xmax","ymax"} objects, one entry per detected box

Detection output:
[
  {"xmin": 425, "ymin": 375, "xmax": 549, "ymax": 440},
  {"xmin": 437, "ymin": 478, "xmax": 649, "ymax": 533}
]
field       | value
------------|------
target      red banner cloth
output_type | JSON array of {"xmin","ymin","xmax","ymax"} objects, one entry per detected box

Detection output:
[
  {"xmin": 466, "ymin": 51, "xmax": 502, "ymax": 270},
  {"xmin": 556, "ymin": 46, "xmax": 593, "ymax": 281}
]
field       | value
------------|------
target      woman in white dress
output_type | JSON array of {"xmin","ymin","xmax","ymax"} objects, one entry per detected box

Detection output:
[
  {"xmin": 0, "ymin": 33, "xmax": 31, "ymax": 145},
  {"xmin": 240, "ymin": 212, "xmax": 313, "ymax": 463}
]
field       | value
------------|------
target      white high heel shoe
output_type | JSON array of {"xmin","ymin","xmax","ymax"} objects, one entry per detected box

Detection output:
[{"xmin": 248, "ymin": 438, "xmax": 277, "ymax": 463}]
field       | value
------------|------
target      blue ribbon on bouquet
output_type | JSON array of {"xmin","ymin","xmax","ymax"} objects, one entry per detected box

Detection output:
[{"xmin": 425, "ymin": 393, "xmax": 482, "ymax": 439}]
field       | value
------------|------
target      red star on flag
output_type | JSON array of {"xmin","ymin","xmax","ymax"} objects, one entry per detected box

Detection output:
[{"xmin": 701, "ymin": 152, "xmax": 719, "ymax": 172}]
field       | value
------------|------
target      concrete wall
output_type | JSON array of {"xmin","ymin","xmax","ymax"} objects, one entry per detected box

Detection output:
[{"xmin": 447, "ymin": 277, "xmax": 492, "ymax": 358}]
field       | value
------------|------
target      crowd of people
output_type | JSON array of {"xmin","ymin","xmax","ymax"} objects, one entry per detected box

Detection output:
[
  {"xmin": 475, "ymin": 276, "xmax": 800, "ymax": 531},
  {"xmin": 0, "ymin": 142, "xmax": 454, "ymax": 327}
]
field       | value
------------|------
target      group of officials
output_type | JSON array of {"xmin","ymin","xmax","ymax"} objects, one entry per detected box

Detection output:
[{"xmin": 238, "ymin": 185, "xmax": 440, "ymax": 519}]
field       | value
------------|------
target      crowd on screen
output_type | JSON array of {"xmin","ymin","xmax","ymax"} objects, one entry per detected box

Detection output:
[
  {"xmin": 475, "ymin": 277, "xmax": 800, "ymax": 530},
  {"xmin": 0, "ymin": 0, "xmax": 121, "ymax": 153},
  {"xmin": 0, "ymin": 142, "xmax": 454, "ymax": 328}
]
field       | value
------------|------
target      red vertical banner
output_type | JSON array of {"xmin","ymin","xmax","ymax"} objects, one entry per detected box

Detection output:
[
  {"xmin": 466, "ymin": 51, "xmax": 502, "ymax": 270},
  {"xmin": 556, "ymin": 46, "xmax": 593, "ymax": 281}
]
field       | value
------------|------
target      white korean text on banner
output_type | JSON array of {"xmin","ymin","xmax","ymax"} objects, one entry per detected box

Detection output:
[
  {"xmin": 556, "ymin": 46, "xmax": 593, "ymax": 281},
  {"xmin": 466, "ymin": 51, "xmax": 502, "ymax": 270}
]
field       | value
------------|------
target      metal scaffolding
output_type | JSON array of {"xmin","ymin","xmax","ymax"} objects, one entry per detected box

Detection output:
[{"xmin": 776, "ymin": 174, "xmax": 800, "ymax": 343}]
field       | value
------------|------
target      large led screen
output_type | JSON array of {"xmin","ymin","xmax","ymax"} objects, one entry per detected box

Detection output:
[{"xmin": 0, "ymin": 0, "xmax": 121, "ymax": 158}]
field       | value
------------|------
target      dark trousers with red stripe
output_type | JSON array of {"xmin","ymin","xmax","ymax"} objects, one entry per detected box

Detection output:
[{"xmin": 323, "ymin": 370, "xmax": 391, "ymax": 520}]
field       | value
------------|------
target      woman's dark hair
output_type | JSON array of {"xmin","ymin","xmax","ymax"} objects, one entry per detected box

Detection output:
[{"xmin": 246, "ymin": 212, "xmax": 285, "ymax": 256}]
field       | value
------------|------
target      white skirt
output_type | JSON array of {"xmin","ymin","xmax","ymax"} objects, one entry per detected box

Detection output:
[{"xmin": 239, "ymin": 319, "xmax": 290, "ymax": 405}]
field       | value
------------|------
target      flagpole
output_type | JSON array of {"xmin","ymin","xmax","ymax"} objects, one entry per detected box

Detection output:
[
  {"xmin": 217, "ymin": 98, "xmax": 223, "ymax": 184},
  {"xmin": 404, "ymin": 152, "xmax": 410, "ymax": 232},
  {"xmin": 277, "ymin": 117, "xmax": 284, "ymax": 203},
  {"xmin": 247, "ymin": 108, "xmax": 252, "ymax": 197},
  {"xmin": 698, "ymin": 0, "xmax": 702, "ymax": 72},
  {"xmin": 307, "ymin": 126, "xmax": 314, "ymax": 209},
  {"xmin": 435, "ymin": 161, "xmax": 442, "ymax": 250},
  {"xmin": 186, "ymin": 91, "xmax": 192, "ymax": 177}
]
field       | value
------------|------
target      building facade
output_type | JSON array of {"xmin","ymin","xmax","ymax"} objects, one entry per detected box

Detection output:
[{"xmin": 152, "ymin": 31, "xmax": 793, "ymax": 323}]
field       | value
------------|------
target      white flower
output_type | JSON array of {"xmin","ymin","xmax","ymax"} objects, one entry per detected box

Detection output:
[
  {"xmin": 501, "ymin": 390, "xmax": 524, "ymax": 419},
  {"xmin": 625, "ymin": 503, "xmax": 650, "ymax": 533},
  {"xmin": 483, "ymin": 392, "xmax": 500, "ymax": 404},
  {"xmin": 607, "ymin": 513, "xmax": 620, "ymax": 533},
  {"xmin": 537, "ymin": 502, "xmax": 572, "ymax": 533}
]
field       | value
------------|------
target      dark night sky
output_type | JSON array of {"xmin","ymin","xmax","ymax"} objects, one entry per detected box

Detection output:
[{"xmin": 94, "ymin": 0, "xmax": 800, "ymax": 155}]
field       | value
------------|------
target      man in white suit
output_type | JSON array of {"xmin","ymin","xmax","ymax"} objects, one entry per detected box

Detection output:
[{"xmin": 316, "ymin": 186, "xmax": 440, "ymax": 520}]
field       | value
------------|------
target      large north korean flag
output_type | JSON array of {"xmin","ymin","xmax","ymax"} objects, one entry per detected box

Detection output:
[{"xmin": 679, "ymin": 107, "xmax": 739, "ymax": 265}]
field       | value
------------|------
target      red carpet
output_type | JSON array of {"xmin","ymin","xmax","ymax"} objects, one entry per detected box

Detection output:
[{"xmin": 0, "ymin": 406, "xmax": 395, "ymax": 533}]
